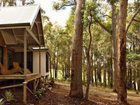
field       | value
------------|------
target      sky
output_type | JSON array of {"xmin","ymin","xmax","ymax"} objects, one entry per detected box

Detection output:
[
  {"xmin": 32, "ymin": 0, "xmax": 135, "ymax": 27},
  {"xmin": 34, "ymin": 0, "xmax": 72, "ymax": 27},
  {"xmin": 33, "ymin": 0, "xmax": 134, "ymax": 26}
]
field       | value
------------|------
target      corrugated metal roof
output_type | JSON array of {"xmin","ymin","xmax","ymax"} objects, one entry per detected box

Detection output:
[
  {"xmin": 0, "ymin": 5, "xmax": 40, "ymax": 27},
  {"xmin": 0, "ymin": 5, "xmax": 45, "ymax": 47}
]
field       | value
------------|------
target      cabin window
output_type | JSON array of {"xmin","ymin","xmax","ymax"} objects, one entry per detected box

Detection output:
[
  {"xmin": 0, "ymin": 46, "xmax": 3, "ymax": 64},
  {"xmin": 13, "ymin": 52, "xmax": 33, "ymax": 72}
]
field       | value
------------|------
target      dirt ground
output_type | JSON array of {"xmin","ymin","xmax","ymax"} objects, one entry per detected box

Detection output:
[
  {"xmin": 0, "ymin": 82, "xmax": 140, "ymax": 105},
  {"xmin": 38, "ymin": 83, "xmax": 140, "ymax": 105}
]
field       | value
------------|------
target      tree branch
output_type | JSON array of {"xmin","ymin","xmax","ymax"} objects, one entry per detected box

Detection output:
[
  {"xmin": 102, "ymin": 14, "xmax": 112, "ymax": 19},
  {"xmin": 93, "ymin": 17, "xmax": 112, "ymax": 35},
  {"xmin": 134, "ymin": 18, "xmax": 140, "ymax": 23},
  {"xmin": 58, "ymin": 3, "xmax": 75, "ymax": 10},
  {"xmin": 126, "ymin": 6, "xmax": 140, "ymax": 33}
]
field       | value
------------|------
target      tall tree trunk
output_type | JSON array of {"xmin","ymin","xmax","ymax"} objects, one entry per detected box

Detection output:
[
  {"xmin": 82, "ymin": 50, "xmax": 86, "ymax": 83},
  {"xmin": 111, "ymin": 3, "xmax": 117, "ymax": 92},
  {"xmin": 90, "ymin": 48, "xmax": 94, "ymax": 85},
  {"xmin": 108, "ymin": 60, "xmax": 113, "ymax": 88},
  {"xmin": 67, "ymin": 53, "xmax": 71, "ymax": 78},
  {"xmin": 137, "ymin": 63, "xmax": 140, "ymax": 92},
  {"xmin": 55, "ymin": 55, "xmax": 58, "ymax": 79},
  {"xmin": 95, "ymin": 67, "xmax": 97, "ymax": 86},
  {"xmin": 110, "ymin": 58, "xmax": 113, "ymax": 88},
  {"xmin": 85, "ymin": 12, "xmax": 92, "ymax": 100},
  {"xmin": 107, "ymin": 62, "xmax": 110, "ymax": 86},
  {"xmin": 133, "ymin": 66, "xmax": 137, "ymax": 91},
  {"xmin": 127, "ymin": 62, "xmax": 132, "ymax": 89},
  {"xmin": 85, "ymin": 47, "xmax": 91, "ymax": 100},
  {"xmin": 62, "ymin": 64, "xmax": 65, "ymax": 79},
  {"xmin": 69, "ymin": 0, "xmax": 84, "ymax": 98},
  {"xmin": 107, "ymin": 58, "xmax": 113, "ymax": 88},
  {"xmin": 49, "ymin": 56, "xmax": 53, "ymax": 79},
  {"xmin": 103, "ymin": 62, "xmax": 107, "ymax": 87},
  {"xmin": 53, "ymin": 53, "xmax": 56, "ymax": 79},
  {"xmin": 116, "ymin": 0, "xmax": 128, "ymax": 104},
  {"xmin": 97, "ymin": 61, "xmax": 102, "ymax": 85}
]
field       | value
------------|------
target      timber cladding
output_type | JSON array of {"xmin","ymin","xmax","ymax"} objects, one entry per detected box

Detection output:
[{"xmin": 0, "ymin": 32, "xmax": 5, "ymax": 46}]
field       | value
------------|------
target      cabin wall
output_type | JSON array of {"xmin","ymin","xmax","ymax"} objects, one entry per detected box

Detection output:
[
  {"xmin": 3, "ymin": 47, "xmax": 8, "ymax": 69},
  {"xmin": 41, "ymin": 52, "xmax": 46, "ymax": 76},
  {"xmin": 33, "ymin": 52, "xmax": 39, "ymax": 74},
  {"xmin": 33, "ymin": 51, "xmax": 48, "ymax": 76}
]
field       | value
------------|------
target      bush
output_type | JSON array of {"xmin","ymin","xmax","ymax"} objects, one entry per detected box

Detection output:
[{"xmin": 4, "ymin": 90, "xmax": 14, "ymax": 102}]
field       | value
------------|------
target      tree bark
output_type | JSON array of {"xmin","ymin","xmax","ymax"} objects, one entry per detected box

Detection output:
[
  {"xmin": 95, "ymin": 67, "xmax": 97, "ymax": 86},
  {"xmin": 103, "ymin": 62, "xmax": 107, "ymax": 87},
  {"xmin": 126, "ymin": 6, "xmax": 140, "ymax": 34},
  {"xmin": 107, "ymin": 61, "xmax": 110, "ymax": 87},
  {"xmin": 108, "ymin": 60, "xmax": 113, "ymax": 88},
  {"xmin": 55, "ymin": 55, "xmax": 58, "ymax": 79},
  {"xmin": 133, "ymin": 66, "xmax": 136, "ymax": 91},
  {"xmin": 111, "ymin": 3, "xmax": 117, "ymax": 92},
  {"xmin": 85, "ymin": 47, "xmax": 91, "ymax": 100},
  {"xmin": 97, "ymin": 61, "xmax": 102, "ymax": 85},
  {"xmin": 90, "ymin": 48, "xmax": 94, "ymax": 85},
  {"xmin": 127, "ymin": 62, "xmax": 132, "ymax": 89},
  {"xmin": 69, "ymin": 0, "xmax": 84, "ymax": 98},
  {"xmin": 137, "ymin": 63, "xmax": 140, "ymax": 92},
  {"xmin": 85, "ymin": 13, "xmax": 92, "ymax": 99},
  {"xmin": 116, "ymin": 0, "xmax": 128, "ymax": 104}
]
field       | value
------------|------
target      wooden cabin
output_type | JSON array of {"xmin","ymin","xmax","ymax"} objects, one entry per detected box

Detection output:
[{"xmin": 0, "ymin": 5, "xmax": 49, "ymax": 103}]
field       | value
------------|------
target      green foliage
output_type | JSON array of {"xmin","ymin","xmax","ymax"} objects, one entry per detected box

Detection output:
[
  {"xmin": 83, "ymin": 0, "xmax": 97, "ymax": 28},
  {"xmin": 53, "ymin": 2, "xmax": 60, "ymax": 10},
  {"xmin": 34, "ymin": 88, "xmax": 46, "ymax": 99},
  {"xmin": 44, "ymin": 0, "xmax": 139, "ymax": 87},
  {"xmin": 107, "ymin": 0, "xmax": 119, "ymax": 5},
  {"xmin": 43, "ymin": 17, "xmax": 72, "ymax": 79},
  {"xmin": 53, "ymin": 0, "xmax": 75, "ymax": 10},
  {"xmin": 3, "ymin": 90, "xmax": 14, "ymax": 102},
  {"xmin": 0, "ymin": 0, "xmax": 35, "ymax": 6},
  {"xmin": 65, "ymin": 7, "xmax": 75, "ymax": 34},
  {"xmin": 127, "ymin": 53, "xmax": 140, "ymax": 61}
]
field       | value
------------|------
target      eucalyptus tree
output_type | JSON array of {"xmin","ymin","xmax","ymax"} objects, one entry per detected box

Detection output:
[
  {"xmin": 106, "ymin": 0, "xmax": 119, "ymax": 92},
  {"xmin": 69, "ymin": 0, "xmax": 85, "ymax": 98},
  {"xmin": 84, "ymin": 5, "xmax": 93, "ymax": 100},
  {"xmin": 116, "ymin": 0, "xmax": 128, "ymax": 104},
  {"xmin": 53, "ymin": 0, "xmax": 85, "ymax": 98},
  {"xmin": 83, "ymin": 0, "xmax": 100, "ymax": 99}
]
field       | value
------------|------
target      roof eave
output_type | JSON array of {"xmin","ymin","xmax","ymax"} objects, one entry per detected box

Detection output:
[{"xmin": 0, "ymin": 23, "xmax": 30, "ymax": 29}]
